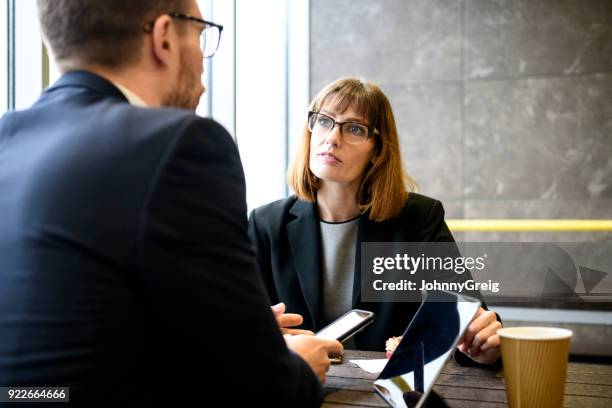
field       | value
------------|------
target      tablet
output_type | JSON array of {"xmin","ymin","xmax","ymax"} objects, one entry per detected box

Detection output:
[{"xmin": 374, "ymin": 290, "xmax": 481, "ymax": 408}]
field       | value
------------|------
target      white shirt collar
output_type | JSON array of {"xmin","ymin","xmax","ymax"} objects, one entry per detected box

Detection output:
[{"xmin": 112, "ymin": 82, "xmax": 148, "ymax": 107}]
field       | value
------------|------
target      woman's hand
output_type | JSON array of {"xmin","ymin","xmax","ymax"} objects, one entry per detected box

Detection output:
[
  {"xmin": 272, "ymin": 303, "xmax": 315, "ymax": 336},
  {"xmin": 457, "ymin": 307, "xmax": 502, "ymax": 364}
]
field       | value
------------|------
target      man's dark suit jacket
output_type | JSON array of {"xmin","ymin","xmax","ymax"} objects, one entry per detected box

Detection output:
[
  {"xmin": 248, "ymin": 194, "xmax": 493, "ymax": 366},
  {"xmin": 0, "ymin": 71, "xmax": 320, "ymax": 407}
]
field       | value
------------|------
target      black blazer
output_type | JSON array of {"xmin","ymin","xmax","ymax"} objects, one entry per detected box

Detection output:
[
  {"xmin": 0, "ymin": 71, "xmax": 320, "ymax": 407},
  {"xmin": 249, "ymin": 194, "xmax": 490, "ymax": 359}
]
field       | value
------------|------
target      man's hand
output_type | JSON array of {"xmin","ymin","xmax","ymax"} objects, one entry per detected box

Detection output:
[
  {"xmin": 272, "ymin": 303, "xmax": 314, "ymax": 336},
  {"xmin": 457, "ymin": 307, "xmax": 502, "ymax": 365},
  {"xmin": 285, "ymin": 334, "xmax": 343, "ymax": 383}
]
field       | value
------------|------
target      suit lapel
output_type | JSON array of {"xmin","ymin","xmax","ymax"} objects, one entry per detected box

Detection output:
[
  {"xmin": 287, "ymin": 199, "xmax": 323, "ymax": 330},
  {"xmin": 352, "ymin": 215, "xmax": 393, "ymax": 307}
]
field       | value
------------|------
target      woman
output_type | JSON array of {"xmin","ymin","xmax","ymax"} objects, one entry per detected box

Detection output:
[{"xmin": 248, "ymin": 77, "xmax": 501, "ymax": 364}]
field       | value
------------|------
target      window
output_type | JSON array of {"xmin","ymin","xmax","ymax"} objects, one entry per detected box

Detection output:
[
  {"xmin": 1, "ymin": 0, "xmax": 8, "ymax": 114},
  {"xmin": 204, "ymin": 0, "xmax": 310, "ymax": 211},
  {"xmin": 13, "ymin": 0, "xmax": 44, "ymax": 110}
]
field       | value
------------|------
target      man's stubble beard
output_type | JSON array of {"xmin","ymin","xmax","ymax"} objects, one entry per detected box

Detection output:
[{"xmin": 163, "ymin": 52, "xmax": 204, "ymax": 111}]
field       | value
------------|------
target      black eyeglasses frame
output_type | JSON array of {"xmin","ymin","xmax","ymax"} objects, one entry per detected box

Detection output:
[
  {"xmin": 308, "ymin": 110, "xmax": 380, "ymax": 143},
  {"xmin": 143, "ymin": 12, "xmax": 224, "ymax": 58}
]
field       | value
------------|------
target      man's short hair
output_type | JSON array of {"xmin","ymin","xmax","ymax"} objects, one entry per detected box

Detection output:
[{"xmin": 38, "ymin": 0, "xmax": 186, "ymax": 68}]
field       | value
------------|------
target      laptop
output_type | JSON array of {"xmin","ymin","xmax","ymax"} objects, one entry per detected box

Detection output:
[{"xmin": 374, "ymin": 290, "xmax": 481, "ymax": 408}]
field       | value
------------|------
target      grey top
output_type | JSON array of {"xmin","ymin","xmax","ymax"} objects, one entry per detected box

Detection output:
[{"xmin": 320, "ymin": 215, "xmax": 360, "ymax": 348}]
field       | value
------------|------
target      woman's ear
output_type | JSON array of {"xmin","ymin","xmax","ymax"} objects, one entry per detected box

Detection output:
[
  {"xmin": 373, "ymin": 138, "xmax": 383, "ymax": 161},
  {"xmin": 371, "ymin": 142, "xmax": 382, "ymax": 164}
]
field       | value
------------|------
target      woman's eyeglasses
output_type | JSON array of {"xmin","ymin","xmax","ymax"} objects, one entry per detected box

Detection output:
[{"xmin": 308, "ymin": 111, "xmax": 379, "ymax": 145}]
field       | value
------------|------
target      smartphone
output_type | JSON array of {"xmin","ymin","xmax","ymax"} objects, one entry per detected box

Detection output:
[{"xmin": 315, "ymin": 309, "xmax": 375, "ymax": 343}]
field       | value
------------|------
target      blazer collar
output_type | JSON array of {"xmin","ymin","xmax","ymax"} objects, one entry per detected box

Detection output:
[
  {"xmin": 353, "ymin": 213, "xmax": 394, "ymax": 307},
  {"xmin": 287, "ymin": 199, "xmax": 398, "ymax": 325},
  {"xmin": 287, "ymin": 199, "xmax": 323, "ymax": 329},
  {"xmin": 46, "ymin": 70, "xmax": 128, "ymax": 103}
]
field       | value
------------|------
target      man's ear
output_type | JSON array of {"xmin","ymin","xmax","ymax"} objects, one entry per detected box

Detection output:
[{"xmin": 151, "ymin": 15, "xmax": 175, "ymax": 66}]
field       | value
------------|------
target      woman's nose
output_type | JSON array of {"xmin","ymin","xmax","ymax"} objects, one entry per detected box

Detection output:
[{"xmin": 323, "ymin": 124, "xmax": 342, "ymax": 146}]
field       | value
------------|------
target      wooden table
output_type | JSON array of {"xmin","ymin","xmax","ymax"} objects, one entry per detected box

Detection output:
[{"xmin": 323, "ymin": 350, "xmax": 612, "ymax": 407}]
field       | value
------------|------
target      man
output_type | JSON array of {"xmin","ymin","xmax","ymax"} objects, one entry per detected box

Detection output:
[{"xmin": 0, "ymin": 0, "xmax": 341, "ymax": 406}]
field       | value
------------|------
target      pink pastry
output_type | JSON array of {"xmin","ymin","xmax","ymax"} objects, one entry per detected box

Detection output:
[{"xmin": 385, "ymin": 336, "xmax": 402, "ymax": 359}]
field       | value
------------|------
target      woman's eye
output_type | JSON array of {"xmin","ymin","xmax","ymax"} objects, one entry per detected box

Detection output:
[
  {"xmin": 318, "ymin": 117, "xmax": 333, "ymax": 128},
  {"xmin": 348, "ymin": 125, "xmax": 365, "ymax": 135}
]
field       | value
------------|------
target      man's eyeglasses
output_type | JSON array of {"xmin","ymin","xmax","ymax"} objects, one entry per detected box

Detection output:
[
  {"xmin": 308, "ymin": 111, "xmax": 379, "ymax": 145},
  {"xmin": 169, "ymin": 13, "xmax": 223, "ymax": 58},
  {"xmin": 145, "ymin": 13, "xmax": 223, "ymax": 58}
]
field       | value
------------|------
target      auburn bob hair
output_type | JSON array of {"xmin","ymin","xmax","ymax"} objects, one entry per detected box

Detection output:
[{"xmin": 287, "ymin": 77, "xmax": 418, "ymax": 222}]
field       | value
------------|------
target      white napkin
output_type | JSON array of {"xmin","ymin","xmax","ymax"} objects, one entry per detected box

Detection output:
[{"xmin": 349, "ymin": 359, "xmax": 388, "ymax": 374}]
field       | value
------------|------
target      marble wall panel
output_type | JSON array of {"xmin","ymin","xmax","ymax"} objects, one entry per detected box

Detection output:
[
  {"xmin": 464, "ymin": 74, "xmax": 612, "ymax": 201},
  {"xmin": 384, "ymin": 83, "xmax": 463, "ymax": 202},
  {"xmin": 464, "ymin": 0, "xmax": 612, "ymax": 79},
  {"xmin": 310, "ymin": 0, "xmax": 462, "ymax": 95}
]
